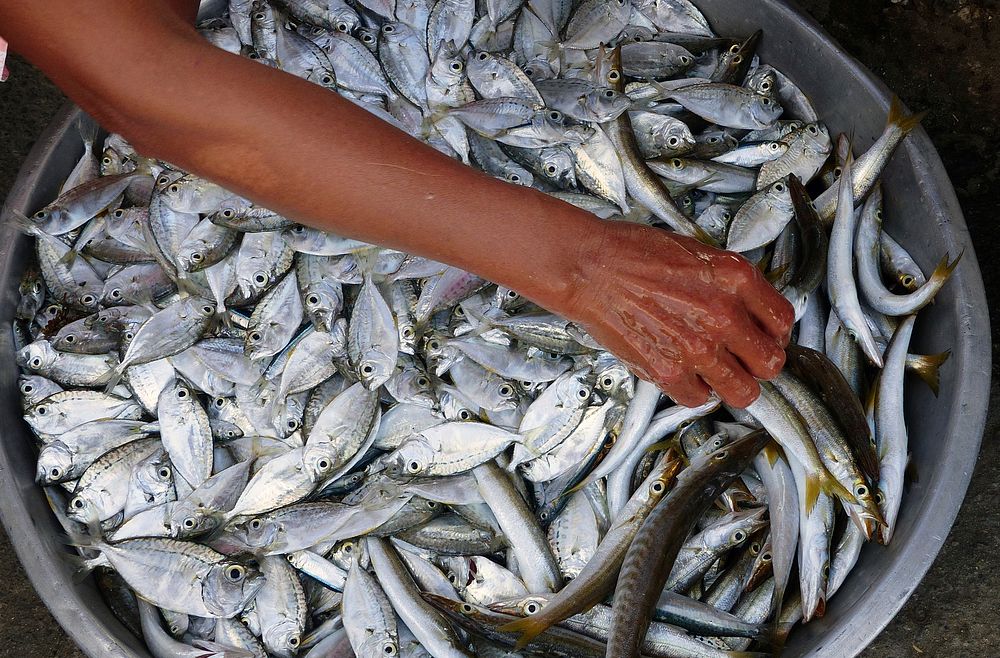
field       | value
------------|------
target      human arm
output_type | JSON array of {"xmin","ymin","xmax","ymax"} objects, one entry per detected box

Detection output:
[{"xmin": 0, "ymin": 0, "xmax": 793, "ymax": 407}]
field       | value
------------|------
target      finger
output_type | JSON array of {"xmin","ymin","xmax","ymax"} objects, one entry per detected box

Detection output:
[
  {"xmin": 725, "ymin": 314, "xmax": 786, "ymax": 379},
  {"xmin": 743, "ymin": 282, "xmax": 795, "ymax": 344},
  {"xmin": 698, "ymin": 349, "xmax": 761, "ymax": 409},
  {"xmin": 655, "ymin": 371, "xmax": 712, "ymax": 407}
]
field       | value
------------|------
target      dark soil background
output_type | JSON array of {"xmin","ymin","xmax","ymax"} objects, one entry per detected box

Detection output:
[{"xmin": 0, "ymin": 1, "xmax": 996, "ymax": 656}]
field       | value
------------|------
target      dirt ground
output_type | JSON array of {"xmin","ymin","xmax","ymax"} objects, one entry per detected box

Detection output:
[{"xmin": 0, "ymin": 1, "xmax": 996, "ymax": 656}]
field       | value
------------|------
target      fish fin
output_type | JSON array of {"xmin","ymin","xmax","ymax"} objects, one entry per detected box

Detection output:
[
  {"xmin": 498, "ymin": 615, "xmax": 551, "ymax": 650},
  {"xmin": 887, "ymin": 95, "xmax": 927, "ymax": 136},
  {"xmin": 930, "ymin": 250, "xmax": 962, "ymax": 287},
  {"xmin": 97, "ymin": 363, "xmax": 126, "ymax": 394},
  {"xmin": 822, "ymin": 470, "xmax": 856, "ymax": 505},
  {"xmin": 76, "ymin": 115, "xmax": 100, "ymax": 150},
  {"xmin": 803, "ymin": 473, "xmax": 820, "ymax": 514},
  {"xmin": 907, "ymin": 349, "xmax": 950, "ymax": 397},
  {"xmin": 905, "ymin": 452, "xmax": 919, "ymax": 484},
  {"xmin": 6, "ymin": 208, "xmax": 46, "ymax": 238},
  {"xmin": 761, "ymin": 441, "xmax": 782, "ymax": 466},
  {"xmin": 58, "ymin": 246, "xmax": 80, "ymax": 267}
]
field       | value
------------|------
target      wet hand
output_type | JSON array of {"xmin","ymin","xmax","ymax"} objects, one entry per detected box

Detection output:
[{"xmin": 566, "ymin": 222, "xmax": 794, "ymax": 408}]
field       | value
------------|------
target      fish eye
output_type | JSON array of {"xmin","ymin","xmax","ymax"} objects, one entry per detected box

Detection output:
[
  {"xmin": 458, "ymin": 409, "xmax": 473, "ymax": 420},
  {"xmin": 253, "ymin": 12, "xmax": 265, "ymax": 20},
  {"xmin": 183, "ymin": 517, "xmax": 196, "ymax": 529},
  {"xmin": 761, "ymin": 97, "xmax": 771, "ymax": 105},
  {"xmin": 761, "ymin": 81, "xmax": 772, "ymax": 91},
  {"xmin": 361, "ymin": 364, "xmax": 375, "ymax": 376},
  {"xmin": 102, "ymin": 157, "xmax": 113, "ymax": 166},
  {"xmin": 337, "ymin": 22, "xmax": 350, "ymax": 32},
  {"xmin": 733, "ymin": 55, "xmax": 743, "ymax": 65},
  {"xmin": 547, "ymin": 110, "xmax": 562, "ymax": 122},
  {"xmin": 253, "ymin": 273, "xmax": 267, "ymax": 285},
  {"xmin": 177, "ymin": 387, "xmax": 190, "ymax": 399},
  {"xmin": 362, "ymin": 34, "xmax": 375, "ymax": 43},
  {"xmin": 545, "ymin": 164, "xmax": 558, "ymax": 175},
  {"xmin": 751, "ymin": 542, "xmax": 762, "ymax": 553},
  {"xmin": 733, "ymin": 530, "xmax": 746, "ymax": 542},
  {"xmin": 21, "ymin": 383, "xmax": 33, "ymax": 394},
  {"xmin": 680, "ymin": 55, "xmax": 691, "ymax": 65},
  {"xmin": 322, "ymin": 75, "xmax": 334, "ymax": 84},
  {"xmin": 875, "ymin": 490, "xmax": 885, "ymax": 504},
  {"xmin": 667, "ymin": 136, "xmax": 679, "ymax": 147},
  {"xmin": 45, "ymin": 304, "xmax": 60, "ymax": 315},
  {"xmin": 523, "ymin": 67, "xmax": 534, "ymax": 77},
  {"xmin": 603, "ymin": 89, "xmax": 615, "ymax": 98},
  {"xmin": 124, "ymin": 331, "xmax": 134, "ymax": 341},
  {"xmin": 426, "ymin": 500, "xmax": 438, "ymax": 509},
  {"xmin": 774, "ymin": 182, "xmax": 785, "ymax": 193},
  {"xmin": 505, "ymin": 290, "xmax": 518, "ymax": 299},
  {"xmin": 250, "ymin": 519, "xmax": 263, "ymax": 530},
  {"xmin": 417, "ymin": 376, "xmax": 430, "ymax": 388},
  {"xmin": 823, "ymin": 564, "xmax": 830, "ymax": 578},
  {"xmin": 343, "ymin": 542, "xmax": 354, "ymax": 553},
  {"xmin": 498, "ymin": 384, "xmax": 514, "ymax": 397},
  {"xmin": 113, "ymin": 209, "xmax": 125, "ymax": 218},
  {"xmin": 402, "ymin": 326, "xmax": 415, "ymax": 339},
  {"xmin": 608, "ymin": 70, "xmax": 621, "ymax": 83},
  {"xmin": 808, "ymin": 125, "xmax": 819, "ymax": 135},
  {"xmin": 81, "ymin": 294, "xmax": 96, "ymax": 306},
  {"xmin": 476, "ymin": 52, "xmax": 489, "ymax": 61},
  {"xmin": 875, "ymin": 209, "xmax": 883, "ymax": 221},
  {"xmin": 202, "ymin": 304, "xmax": 215, "ymax": 315},
  {"xmin": 447, "ymin": 572, "xmax": 458, "ymax": 584},
  {"xmin": 157, "ymin": 175, "xmax": 171, "ymax": 186},
  {"xmin": 214, "ymin": 398, "xmax": 226, "ymax": 408},
  {"xmin": 428, "ymin": 339, "xmax": 441, "ymax": 350},
  {"xmin": 221, "ymin": 208, "xmax": 235, "ymax": 219},
  {"xmin": 454, "ymin": 306, "xmax": 465, "ymax": 317},
  {"xmin": 713, "ymin": 450, "xmax": 729, "ymax": 460},
  {"xmin": 287, "ymin": 417, "xmax": 300, "ymax": 430},
  {"xmin": 763, "ymin": 552, "xmax": 772, "ymax": 562},
  {"xmin": 382, "ymin": 24, "xmax": 395, "ymax": 33},
  {"xmin": 650, "ymin": 481, "xmax": 665, "ymax": 493},
  {"xmin": 600, "ymin": 376, "xmax": 614, "ymax": 388},
  {"xmin": 168, "ymin": 184, "xmax": 180, "ymax": 193},
  {"xmin": 382, "ymin": 642, "xmax": 396, "ymax": 655},
  {"xmin": 770, "ymin": 142, "xmax": 780, "ymax": 151},
  {"xmin": 225, "ymin": 565, "xmax": 246, "ymax": 581},
  {"xmin": 49, "ymin": 467, "xmax": 61, "ymax": 479},
  {"xmin": 450, "ymin": 61, "xmax": 463, "ymax": 72},
  {"xmin": 729, "ymin": 44, "xmax": 741, "ymax": 54},
  {"xmin": 406, "ymin": 460, "xmax": 421, "ymax": 473},
  {"xmin": 158, "ymin": 466, "xmax": 171, "ymax": 479},
  {"xmin": 856, "ymin": 485, "xmax": 868, "ymax": 497},
  {"xmin": 62, "ymin": 335, "xmax": 75, "ymax": 345},
  {"xmin": 29, "ymin": 357, "xmax": 42, "ymax": 369},
  {"xmin": 71, "ymin": 497, "xmax": 85, "ymax": 509},
  {"xmin": 248, "ymin": 331, "xmax": 262, "ymax": 343},
  {"xmin": 461, "ymin": 603, "xmax": 475, "ymax": 614},
  {"xmin": 576, "ymin": 388, "xmax": 589, "ymax": 400},
  {"xmin": 901, "ymin": 275, "xmax": 915, "ymax": 287},
  {"xmin": 108, "ymin": 289, "xmax": 122, "ymax": 299},
  {"xmin": 525, "ymin": 601, "xmax": 541, "ymax": 614},
  {"xmin": 671, "ymin": 158, "xmax": 682, "ymax": 168}
]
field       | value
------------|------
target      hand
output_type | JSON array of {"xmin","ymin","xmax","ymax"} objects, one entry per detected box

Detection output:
[{"xmin": 564, "ymin": 222, "xmax": 794, "ymax": 408}]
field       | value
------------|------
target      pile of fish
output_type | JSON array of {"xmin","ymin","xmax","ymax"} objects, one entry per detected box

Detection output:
[{"xmin": 9, "ymin": 0, "xmax": 959, "ymax": 656}]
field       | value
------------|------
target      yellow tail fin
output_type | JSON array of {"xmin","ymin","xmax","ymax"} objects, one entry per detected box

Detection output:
[
  {"xmin": 887, "ymin": 95, "xmax": 928, "ymax": 136},
  {"xmin": 499, "ymin": 615, "xmax": 550, "ymax": 651},
  {"xmin": 907, "ymin": 350, "xmax": 951, "ymax": 397}
]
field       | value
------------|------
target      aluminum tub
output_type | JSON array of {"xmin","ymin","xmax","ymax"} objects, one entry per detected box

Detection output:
[{"xmin": 0, "ymin": 0, "xmax": 990, "ymax": 655}]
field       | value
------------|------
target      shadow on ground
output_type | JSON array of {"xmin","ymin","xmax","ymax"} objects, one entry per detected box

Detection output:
[{"xmin": 0, "ymin": 0, "xmax": 996, "ymax": 655}]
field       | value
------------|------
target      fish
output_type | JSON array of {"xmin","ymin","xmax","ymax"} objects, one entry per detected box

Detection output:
[{"xmin": 14, "ymin": 3, "xmax": 939, "ymax": 656}]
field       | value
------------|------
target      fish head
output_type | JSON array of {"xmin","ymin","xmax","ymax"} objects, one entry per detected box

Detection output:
[
  {"xmin": 747, "ymin": 67, "xmax": 779, "ymax": 98},
  {"xmin": 584, "ymin": 87, "xmax": 632, "ymax": 122},
  {"xmin": 305, "ymin": 65, "xmax": 338, "ymax": 91},
  {"xmin": 36, "ymin": 442, "xmax": 73, "ymax": 484},
  {"xmin": 66, "ymin": 490, "xmax": 100, "ymax": 525},
  {"xmin": 801, "ymin": 122, "xmax": 832, "ymax": 153},
  {"xmin": 358, "ymin": 350, "xmax": 396, "ymax": 390},
  {"xmin": 177, "ymin": 241, "xmax": 209, "ymax": 273},
  {"xmin": 386, "ymin": 437, "xmax": 436, "ymax": 477},
  {"xmin": 169, "ymin": 503, "xmax": 221, "ymax": 539},
  {"xmin": 17, "ymin": 340, "xmax": 56, "ymax": 372},
  {"xmin": 262, "ymin": 618, "xmax": 303, "ymax": 658},
  {"xmin": 135, "ymin": 449, "xmax": 174, "ymax": 496},
  {"xmin": 303, "ymin": 285, "xmax": 343, "ymax": 333},
  {"xmin": 799, "ymin": 532, "xmax": 830, "ymax": 623},
  {"xmin": 749, "ymin": 93, "xmax": 784, "ymax": 129},
  {"xmin": 204, "ymin": 557, "xmax": 266, "ymax": 618}
]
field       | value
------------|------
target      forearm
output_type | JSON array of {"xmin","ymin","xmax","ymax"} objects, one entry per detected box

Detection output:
[{"xmin": 2, "ymin": 2, "xmax": 600, "ymax": 315}]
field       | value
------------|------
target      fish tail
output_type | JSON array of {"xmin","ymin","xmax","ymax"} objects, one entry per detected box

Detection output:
[
  {"xmin": 498, "ymin": 615, "xmax": 552, "ymax": 650},
  {"xmin": 761, "ymin": 441, "xmax": 783, "ymax": 467},
  {"xmin": 887, "ymin": 95, "xmax": 927, "ymax": 136},
  {"xmin": 907, "ymin": 349, "xmax": 951, "ymax": 397},
  {"xmin": 75, "ymin": 115, "xmax": 100, "ymax": 151},
  {"xmin": 6, "ymin": 208, "xmax": 39, "ymax": 235},
  {"xmin": 98, "ymin": 364, "xmax": 126, "ymax": 394},
  {"xmin": 931, "ymin": 250, "xmax": 963, "ymax": 284},
  {"xmin": 57, "ymin": 246, "xmax": 79, "ymax": 267}
]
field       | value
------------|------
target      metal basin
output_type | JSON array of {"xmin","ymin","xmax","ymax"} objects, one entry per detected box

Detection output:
[{"xmin": 0, "ymin": 0, "xmax": 990, "ymax": 656}]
